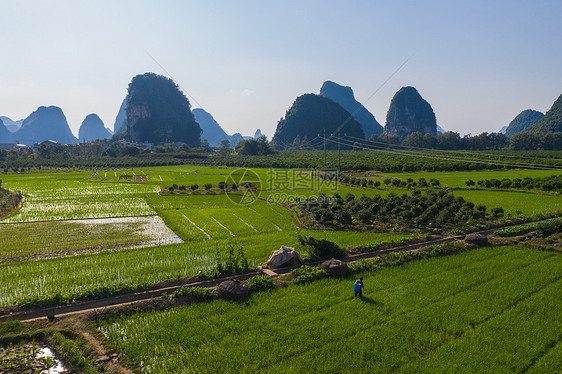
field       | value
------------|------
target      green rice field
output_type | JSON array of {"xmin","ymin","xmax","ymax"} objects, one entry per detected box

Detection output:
[
  {"xmin": 100, "ymin": 246, "xmax": 562, "ymax": 373},
  {"xmin": 0, "ymin": 166, "xmax": 560, "ymax": 307}
]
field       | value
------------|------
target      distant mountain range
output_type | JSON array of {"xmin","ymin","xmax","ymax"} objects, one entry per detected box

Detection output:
[
  {"xmin": 0, "ymin": 116, "xmax": 24, "ymax": 133},
  {"xmin": 1, "ymin": 75, "xmax": 559, "ymax": 148},
  {"xmin": 0, "ymin": 106, "xmax": 77, "ymax": 145},
  {"xmin": 0, "ymin": 118, "xmax": 14, "ymax": 142},
  {"xmin": 271, "ymin": 83, "xmax": 442, "ymax": 147},
  {"xmin": 192, "ymin": 108, "xmax": 250, "ymax": 147}
]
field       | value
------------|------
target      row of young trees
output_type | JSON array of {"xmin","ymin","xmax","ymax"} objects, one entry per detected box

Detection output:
[
  {"xmin": 336, "ymin": 175, "xmax": 440, "ymax": 189},
  {"xmin": 466, "ymin": 175, "xmax": 562, "ymax": 192},
  {"xmin": 165, "ymin": 181, "xmax": 255, "ymax": 193}
]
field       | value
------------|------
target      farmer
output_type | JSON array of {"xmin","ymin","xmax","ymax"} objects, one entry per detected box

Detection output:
[{"xmin": 354, "ymin": 277, "xmax": 364, "ymax": 297}]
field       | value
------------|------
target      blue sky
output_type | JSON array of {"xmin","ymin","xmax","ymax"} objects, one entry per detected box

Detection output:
[{"xmin": 1, "ymin": 0, "xmax": 561, "ymax": 138}]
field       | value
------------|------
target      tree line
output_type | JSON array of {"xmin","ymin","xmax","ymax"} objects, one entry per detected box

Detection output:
[
  {"xmin": 369, "ymin": 131, "xmax": 562, "ymax": 151},
  {"xmin": 1, "ymin": 135, "xmax": 561, "ymax": 173}
]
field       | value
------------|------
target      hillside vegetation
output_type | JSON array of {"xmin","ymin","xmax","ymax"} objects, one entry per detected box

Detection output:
[
  {"xmin": 384, "ymin": 86, "xmax": 437, "ymax": 138},
  {"xmin": 123, "ymin": 72, "xmax": 201, "ymax": 146},
  {"xmin": 272, "ymin": 94, "xmax": 364, "ymax": 149},
  {"xmin": 525, "ymin": 94, "xmax": 562, "ymax": 133},
  {"xmin": 505, "ymin": 109, "xmax": 544, "ymax": 137}
]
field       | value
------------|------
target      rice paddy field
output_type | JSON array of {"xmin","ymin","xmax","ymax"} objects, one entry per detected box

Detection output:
[
  {"xmin": 1, "ymin": 163, "xmax": 561, "ymax": 373},
  {"xmin": 454, "ymin": 190, "xmax": 561, "ymax": 217},
  {"xmin": 0, "ymin": 216, "xmax": 181, "ymax": 262},
  {"xmin": 0, "ymin": 166, "xmax": 561, "ymax": 307},
  {"xmin": 100, "ymin": 246, "xmax": 562, "ymax": 373}
]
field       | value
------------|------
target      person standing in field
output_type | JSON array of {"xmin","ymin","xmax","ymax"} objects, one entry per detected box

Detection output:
[{"xmin": 354, "ymin": 277, "xmax": 364, "ymax": 297}]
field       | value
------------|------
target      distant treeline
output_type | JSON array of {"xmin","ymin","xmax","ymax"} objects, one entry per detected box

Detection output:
[
  {"xmin": 202, "ymin": 150, "xmax": 562, "ymax": 172},
  {"xmin": 1, "ymin": 136, "xmax": 561, "ymax": 173},
  {"xmin": 0, "ymin": 141, "xmax": 207, "ymax": 171},
  {"xmin": 366, "ymin": 131, "xmax": 562, "ymax": 151}
]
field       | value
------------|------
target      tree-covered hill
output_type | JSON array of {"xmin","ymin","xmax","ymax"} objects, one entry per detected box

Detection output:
[
  {"xmin": 505, "ymin": 109, "xmax": 544, "ymax": 137},
  {"xmin": 272, "ymin": 94, "xmax": 364, "ymax": 149},
  {"xmin": 524, "ymin": 94, "xmax": 562, "ymax": 133},
  {"xmin": 320, "ymin": 80, "xmax": 383, "ymax": 137},
  {"xmin": 384, "ymin": 86, "xmax": 437, "ymax": 139},
  {"xmin": 122, "ymin": 72, "xmax": 201, "ymax": 146}
]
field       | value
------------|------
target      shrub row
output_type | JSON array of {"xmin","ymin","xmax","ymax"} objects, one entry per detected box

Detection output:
[
  {"xmin": 336, "ymin": 175, "xmax": 440, "ymax": 189},
  {"xmin": 17, "ymin": 282, "xmax": 144, "ymax": 309},
  {"xmin": 467, "ymin": 174, "xmax": 562, "ymax": 192},
  {"xmin": 494, "ymin": 217, "xmax": 562, "ymax": 238},
  {"xmin": 291, "ymin": 241, "xmax": 471, "ymax": 284}
]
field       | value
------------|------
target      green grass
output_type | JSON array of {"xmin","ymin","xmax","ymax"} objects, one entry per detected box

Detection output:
[
  {"xmin": 100, "ymin": 247, "xmax": 562, "ymax": 373},
  {"xmin": 152, "ymin": 197, "xmax": 295, "ymax": 241},
  {"xmin": 454, "ymin": 189, "xmax": 562, "ymax": 216},
  {"xmin": 385, "ymin": 169, "xmax": 562, "ymax": 188},
  {"xmin": 0, "ymin": 166, "xmax": 414, "ymax": 307},
  {"xmin": 526, "ymin": 340, "xmax": 562, "ymax": 374}
]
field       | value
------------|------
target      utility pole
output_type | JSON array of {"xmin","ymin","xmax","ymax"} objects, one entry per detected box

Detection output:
[
  {"xmin": 337, "ymin": 129, "xmax": 340, "ymax": 187},
  {"xmin": 323, "ymin": 128, "xmax": 326, "ymax": 170}
]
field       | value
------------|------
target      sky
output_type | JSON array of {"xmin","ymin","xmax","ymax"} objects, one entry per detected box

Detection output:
[{"xmin": 1, "ymin": 0, "xmax": 561, "ymax": 138}]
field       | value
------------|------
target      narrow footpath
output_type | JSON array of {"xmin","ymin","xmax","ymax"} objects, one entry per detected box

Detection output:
[{"xmin": 0, "ymin": 227, "xmax": 509, "ymax": 323}]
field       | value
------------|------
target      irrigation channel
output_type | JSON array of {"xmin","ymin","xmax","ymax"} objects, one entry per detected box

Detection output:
[{"xmin": 1, "ymin": 222, "xmax": 527, "ymax": 323}]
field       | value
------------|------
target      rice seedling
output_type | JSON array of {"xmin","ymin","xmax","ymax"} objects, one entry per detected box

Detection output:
[
  {"xmin": 99, "ymin": 247, "xmax": 562, "ymax": 374},
  {"xmin": 0, "ymin": 216, "xmax": 181, "ymax": 261}
]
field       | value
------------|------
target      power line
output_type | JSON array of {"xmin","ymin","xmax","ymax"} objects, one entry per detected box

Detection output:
[
  {"xmin": 146, "ymin": 51, "xmax": 205, "ymax": 109},
  {"xmin": 322, "ymin": 135, "xmax": 562, "ymax": 170},
  {"xmin": 330, "ymin": 55, "xmax": 414, "ymax": 138},
  {"xmin": 340, "ymin": 135, "xmax": 562, "ymax": 169},
  {"xmin": 344, "ymin": 134, "xmax": 562, "ymax": 162}
]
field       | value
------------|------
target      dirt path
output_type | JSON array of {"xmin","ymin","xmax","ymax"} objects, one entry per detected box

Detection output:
[
  {"xmin": 80, "ymin": 330, "xmax": 134, "ymax": 374},
  {"xmin": 0, "ymin": 221, "xmax": 534, "ymax": 323},
  {"xmin": 1, "ymin": 236, "xmax": 475, "ymax": 323}
]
